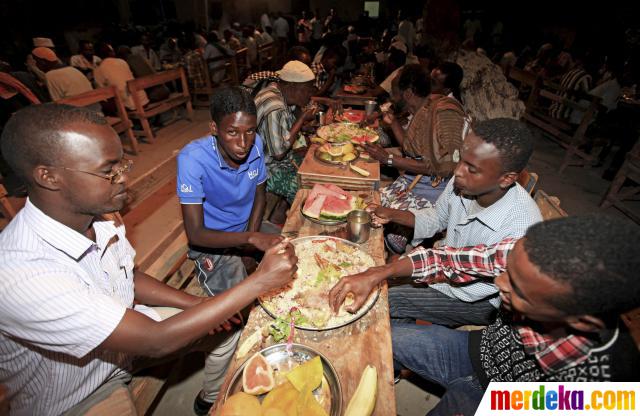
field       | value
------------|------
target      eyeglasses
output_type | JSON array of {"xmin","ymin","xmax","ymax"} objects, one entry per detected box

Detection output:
[{"xmin": 60, "ymin": 159, "xmax": 133, "ymax": 184}]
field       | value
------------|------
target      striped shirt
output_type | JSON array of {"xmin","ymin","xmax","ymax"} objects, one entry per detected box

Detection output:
[
  {"xmin": 0, "ymin": 200, "xmax": 136, "ymax": 416},
  {"xmin": 254, "ymin": 82, "xmax": 296, "ymax": 167},
  {"xmin": 409, "ymin": 179, "xmax": 542, "ymax": 306},
  {"xmin": 549, "ymin": 67, "xmax": 592, "ymax": 119}
]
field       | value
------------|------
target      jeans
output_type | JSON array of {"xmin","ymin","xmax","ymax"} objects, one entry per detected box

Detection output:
[
  {"xmin": 389, "ymin": 283, "xmax": 498, "ymax": 326},
  {"xmin": 392, "ymin": 323, "xmax": 485, "ymax": 416}
]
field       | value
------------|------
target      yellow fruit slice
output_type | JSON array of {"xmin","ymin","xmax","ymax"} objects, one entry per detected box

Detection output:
[
  {"xmin": 286, "ymin": 356, "xmax": 323, "ymax": 392},
  {"xmin": 327, "ymin": 145, "xmax": 344, "ymax": 157},
  {"xmin": 242, "ymin": 353, "xmax": 275, "ymax": 395},
  {"xmin": 310, "ymin": 136, "xmax": 326, "ymax": 144},
  {"xmin": 261, "ymin": 381, "xmax": 299, "ymax": 413},
  {"xmin": 341, "ymin": 152, "xmax": 357, "ymax": 162},
  {"xmin": 342, "ymin": 143, "xmax": 355, "ymax": 154},
  {"xmin": 349, "ymin": 164, "xmax": 370, "ymax": 177},
  {"xmin": 220, "ymin": 392, "xmax": 262, "ymax": 416},
  {"xmin": 344, "ymin": 365, "xmax": 378, "ymax": 416}
]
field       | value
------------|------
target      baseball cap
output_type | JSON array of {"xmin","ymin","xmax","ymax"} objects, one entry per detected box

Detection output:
[
  {"xmin": 277, "ymin": 60, "xmax": 315, "ymax": 83},
  {"xmin": 33, "ymin": 37, "xmax": 55, "ymax": 48},
  {"xmin": 32, "ymin": 47, "xmax": 58, "ymax": 62}
]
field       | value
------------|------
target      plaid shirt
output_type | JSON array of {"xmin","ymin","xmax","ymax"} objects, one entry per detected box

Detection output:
[
  {"xmin": 184, "ymin": 50, "xmax": 207, "ymax": 89},
  {"xmin": 409, "ymin": 240, "xmax": 597, "ymax": 374}
]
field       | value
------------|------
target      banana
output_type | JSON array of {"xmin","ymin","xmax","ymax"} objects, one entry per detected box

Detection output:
[{"xmin": 344, "ymin": 364, "xmax": 377, "ymax": 416}]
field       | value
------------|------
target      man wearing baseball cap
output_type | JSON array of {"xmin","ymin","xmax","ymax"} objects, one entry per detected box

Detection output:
[
  {"xmin": 254, "ymin": 60, "xmax": 318, "ymax": 222},
  {"xmin": 32, "ymin": 47, "xmax": 95, "ymax": 104}
]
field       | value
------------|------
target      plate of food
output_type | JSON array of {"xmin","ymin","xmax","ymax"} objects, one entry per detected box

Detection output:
[
  {"xmin": 300, "ymin": 184, "xmax": 364, "ymax": 225},
  {"xmin": 259, "ymin": 235, "xmax": 379, "ymax": 330},
  {"xmin": 314, "ymin": 142, "xmax": 359, "ymax": 165},
  {"xmin": 316, "ymin": 123, "xmax": 379, "ymax": 145},
  {"xmin": 222, "ymin": 343, "xmax": 342, "ymax": 416}
]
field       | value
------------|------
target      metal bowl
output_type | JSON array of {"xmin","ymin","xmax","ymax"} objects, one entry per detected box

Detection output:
[
  {"xmin": 300, "ymin": 204, "xmax": 347, "ymax": 226},
  {"xmin": 223, "ymin": 343, "xmax": 343, "ymax": 416}
]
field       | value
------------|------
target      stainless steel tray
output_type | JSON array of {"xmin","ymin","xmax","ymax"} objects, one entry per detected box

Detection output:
[
  {"xmin": 259, "ymin": 236, "xmax": 380, "ymax": 331},
  {"xmin": 223, "ymin": 343, "xmax": 343, "ymax": 416}
]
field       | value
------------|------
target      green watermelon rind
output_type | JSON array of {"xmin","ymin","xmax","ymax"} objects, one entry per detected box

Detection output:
[{"xmin": 319, "ymin": 199, "xmax": 358, "ymax": 220}]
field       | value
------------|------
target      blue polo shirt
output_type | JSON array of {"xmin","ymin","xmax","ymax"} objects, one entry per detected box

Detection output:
[{"xmin": 177, "ymin": 134, "xmax": 267, "ymax": 232}]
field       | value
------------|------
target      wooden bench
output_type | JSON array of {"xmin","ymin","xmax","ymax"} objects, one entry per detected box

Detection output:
[
  {"xmin": 257, "ymin": 42, "xmax": 275, "ymax": 71},
  {"xmin": 505, "ymin": 66, "xmax": 540, "ymax": 110},
  {"xmin": 600, "ymin": 138, "xmax": 640, "ymax": 224},
  {"xmin": 234, "ymin": 47, "xmax": 250, "ymax": 82},
  {"xmin": 534, "ymin": 189, "xmax": 568, "ymax": 220},
  {"xmin": 57, "ymin": 86, "xmax": 139, "ymax": 155},
  {"xmin": 523, "ymin": 86, "xmax": 602, "ymax": 173},
  {"xmin": 127, "ymin": 68, "xmax": 194, "ymax": 142},
  {"xmin": 191, "ymin": 54, "xmax": 238, "ymax": 108}
]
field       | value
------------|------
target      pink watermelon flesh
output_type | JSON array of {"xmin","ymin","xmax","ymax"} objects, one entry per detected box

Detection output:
[
  {"xmin": 323, "ymin": 183, "xmax": 351, "ymax": 197},
  {"xmin": 302, "ymin": 194, "xmax": 326, "ymax": 219},
  {"xmin": 320, "ymin": 195, "xmax": 355, "ymax": 220},
  {"xmin": 308, "ymin": 183, "xmax": 346, "ymax": 201}
]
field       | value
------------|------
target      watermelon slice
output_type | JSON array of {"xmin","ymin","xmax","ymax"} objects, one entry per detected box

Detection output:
[
  {"xmin": 319, "ymin": 195, "xmax": 356, "ymax": 221},
  {"xmin": 308, "ymin": 183, "xmax": 346, "ymax": 201},
  {"xmin": 302, "ymin": 194, "xmax": 326, "ymax": 219},
  {"xmin": 323, "ymin": 183, "xmax": 351, "ymax": 197}
]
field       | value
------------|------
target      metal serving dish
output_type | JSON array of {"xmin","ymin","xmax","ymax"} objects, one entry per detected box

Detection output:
[
  {"xmin": 300, "ymin": 204, "xmax": 347, "ymax": 226},
  {"xmin": 223, "ymin": 343, "xmax": 343, "ymax": 416}
]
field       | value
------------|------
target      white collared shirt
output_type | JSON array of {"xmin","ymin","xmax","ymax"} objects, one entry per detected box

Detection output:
[
  {"xmin": 0, "ymin": 199, "xmax": 136, "ymax": 415},
  {"xmin": 410, "ymin": 179, "xmax": 543, "ymax": 306}
]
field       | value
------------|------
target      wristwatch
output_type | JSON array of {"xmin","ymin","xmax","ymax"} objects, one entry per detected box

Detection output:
[{"xmin": 386, "ymin": 153, "xmax": 394, "ymax": 166}]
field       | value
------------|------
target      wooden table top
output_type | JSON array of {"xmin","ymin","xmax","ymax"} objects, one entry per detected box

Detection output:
[
  {"xmin": 334, "ymin": 86, "xmax": 378, "ymax": 106},
  {"xmin": 297, "ymin": 144, "xmax": 381, "ymax": 190},
  {"xmin": 212, "ymin": 188, "xmax": 396, "ymax": 415}
]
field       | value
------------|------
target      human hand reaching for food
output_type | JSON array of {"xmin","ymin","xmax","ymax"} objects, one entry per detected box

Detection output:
[
  {"xmin": 365, "ymin": 203, "xmax": 391, "ymax": 227},
  {"xmin": 249, "ymin": 233, "xmax": 284, "ymax": 252},
  {"xmin": 328, "ymin": 267, "xmax": 386, "ymax": 314},
  {"xmin": 254, "ymin": 240, "xmax": 298, "ymax": 293},
  {"xmin": 363, "ymin": 143, "xmax": 388, "ymax": 163}
]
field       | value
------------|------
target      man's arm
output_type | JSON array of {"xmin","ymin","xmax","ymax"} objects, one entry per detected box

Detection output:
[
  {"xmin": 410, "ymin": 238, "xmax": 516, "ymax": 284},
  {"xmin": 247, "ymin": 182, "xmax": 266, "ymax": 232},
  {"xmin": 100, "ymin": 241, "xmax": 297, "ymax": 357},
  {"xmin": 133, "ymin": 269, "xmax": 202, "ymax": 309},
  {"xmin": 181, "ymin": 204, "xmax": 281, "ymax": 251}
]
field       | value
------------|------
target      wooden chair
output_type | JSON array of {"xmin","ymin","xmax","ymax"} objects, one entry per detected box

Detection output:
[
  {"xmin": 600, "ymin": 138, "xmax": 640, "ymax": 224},
  {"xmin": 257, "ymin": 42, "xmax": 275, "ymax": 71},
  {"xmin": 523, "ymin": 87, "xmax": 602, "ymax": 173},
  {"xmin": 57, "ymin": 86, "xmax": 139, "ymax": 154},
  {"xmin": 505, "ymin": 66, "xmax": 540, "ymax": 110},
  {"xmin": 534, "ymin": 189, "xmax": 568, "ymax": 220},
  {"xmin": 234, "ymin": 47, "xmax": 250, "ymax": 82},
  {"xmin": 126, "ymin": 67, "xmax": 193, "ymax": 142},
  {"xmin": 516, "ymin": 170, "xmax": 539, "ymax": 195}
]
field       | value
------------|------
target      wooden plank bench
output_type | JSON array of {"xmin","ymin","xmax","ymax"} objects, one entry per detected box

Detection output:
[
  {"xmin": 257, "ymin": 42, "xmax": 275, "ymax": 71},
  {"xmin": 57, "ymin": 85, "xmax": 139, "ymax": 155},
  {"xmin": 127, "ymin": 68, "xmax": 194, "ymax": 142}
]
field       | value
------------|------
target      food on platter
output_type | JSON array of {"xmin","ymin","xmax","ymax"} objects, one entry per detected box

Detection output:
[
  {"xmin": 343, "ymin": 84, "xmax": 368, "ymax": 94},
  {"xmin": 334, "ymin": 109, "xmax": 364, "ymax": 123},
  {"xmin": 316, "ymin": 123, "xmax": 379, "ymax": 144},
  {"xmin": 302, "ymin": 184, "xmax": 360, "ymax": 221},
  {"xmin": 243, "ymin": 353, "xmax": 276, "ymax": 395},
  {"xmin": 220, "ymin": 392, "xmax": 261, "ymax": 415},
  {"xmin": 260, "ymin": 236, "xmax": 377, "ymax": 329},
  {"xmin": 315, "ymin": 142, "xmax": 358, "ymax": 164}
]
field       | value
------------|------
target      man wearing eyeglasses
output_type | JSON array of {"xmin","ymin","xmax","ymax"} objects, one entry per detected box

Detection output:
[{"xmin": 0, "ymin": 103, "xmax": 298, "ymax": 416}]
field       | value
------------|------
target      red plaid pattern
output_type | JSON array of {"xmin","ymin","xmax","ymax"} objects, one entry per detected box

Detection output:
[{"xmin": 408, "ymin": 239, "xmax": 597, "ymax": 374}]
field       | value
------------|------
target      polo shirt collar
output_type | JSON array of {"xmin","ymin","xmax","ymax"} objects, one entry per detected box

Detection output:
[
  {"xmin": 458, "ymin": 185, "xmax": 518, "ymax": 232},
  {"xmin": 210, "ymin": 135, "xmax": 262, "ymax": 172},
  {"xmin": 23, "ymin": 198, "xmax": 118, "ymax": 261}
]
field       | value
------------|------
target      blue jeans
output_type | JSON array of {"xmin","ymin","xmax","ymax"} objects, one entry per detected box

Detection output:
[{"xmin": 392, "ymin": 323, "xmax": 485, "ymax": 416}]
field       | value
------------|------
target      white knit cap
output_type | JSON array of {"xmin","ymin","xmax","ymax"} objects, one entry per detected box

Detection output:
[{"xmin": 277, "ymin": 60, "xmax": 315, "ymax": 83}]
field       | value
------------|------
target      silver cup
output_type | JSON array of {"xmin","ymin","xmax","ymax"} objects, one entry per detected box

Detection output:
[
  {"xmin": 317, "ymin": 111, "xmax": 326, "ymax": 125},
  {"xmin": 347, "ymin": 210, "xmax": 371, "ymax": 244},
  {"xmin": 364, "ymin": 100, "xmax": 377, "ymax": 117}
]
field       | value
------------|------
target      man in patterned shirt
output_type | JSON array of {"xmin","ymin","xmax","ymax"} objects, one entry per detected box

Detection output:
[
  {"xmin": 361, "ymin": 118, "xmax": 542, "ymax": 325},
  {"xmin": 330, "ymin": 215, "xmax": 640, "ymax": 415}
]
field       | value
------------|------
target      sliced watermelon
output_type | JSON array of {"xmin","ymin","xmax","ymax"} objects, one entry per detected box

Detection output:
[
  {"xmin": 323, "ymin": 183, "xmax": 351, "ymax": 197},
  {"xmin": 302, "ymin": 194, "xmax": 326, "ymax": 219},
  {"xmin": 308, "ymin": 183, "xmax": 346, "ymax": 201},
  {"xmin": 319, "ymin": 195, "xmax": 356, "ymax": 220}
]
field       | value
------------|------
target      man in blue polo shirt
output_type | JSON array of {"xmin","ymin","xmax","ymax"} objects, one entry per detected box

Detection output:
[{"xmin": 177, "ymin": 87, "xmax": 283, "ymax": 413}]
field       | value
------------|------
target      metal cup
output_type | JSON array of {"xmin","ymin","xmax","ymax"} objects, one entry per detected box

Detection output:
[
  {"xmin": 317, "ymin": 111, "xmax": 326, "ymax": 125},
  {"xmin": 364, "ymin": 100, "xmax": 377, "ymax": 117},
  {"xmin": 347, "ymin": 210, "xmax": 371, "ymax": 244}
]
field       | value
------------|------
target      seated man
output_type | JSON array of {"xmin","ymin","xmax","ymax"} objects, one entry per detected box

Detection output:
[
  {"xmin": 310, "ymin": 47, "xmax": 341, "ymax": 97},
  {"xmin": 254, "ymin": 61, "xmax": 318, "ymax": 212},
  {"xmin": 131, "ymin": 33, "xmax": 161, "ymax": 71},
  {"xmin": 69, "ymin": 40, "xmax": 102, "ymax": 81},
  {"xmin": 0, "ymin": 103, "xmax": 297, "ymax": 416},
  {"xmin": 178, "ymin": 86, "xmax": 283, "ymax": 296},
  {"xmin": 346, "ymin": 118, "xmax": 543, "ymax": 325},
  {"xmin": 32, "ymin": 47, "xmax": 94, "ymax": 102},
  {"xmin": 334, "ymin": 215, "xmax": 640, "ymax": 415},
  {"xmin": 241, "ymin": 46, "xmax": 312, "ymax": 95}
]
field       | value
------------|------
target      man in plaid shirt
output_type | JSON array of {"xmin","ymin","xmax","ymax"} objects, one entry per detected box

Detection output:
[{"xmin": 330, "ymin": 215, "xmax": 640, "ymax": 415}]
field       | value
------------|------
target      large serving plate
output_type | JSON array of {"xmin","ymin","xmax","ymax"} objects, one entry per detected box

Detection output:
[
  {"xmin": 316, "ymin": 123, "xmax": 379, "ymax": 144},
  {"xmin": 259, "ymin": 236, "xmax": 380, "ymax": 331},
  {"xmin": 300, "ymin": 204, "xmax": 347, "ymax": 226},
  {"xmin": 223, "ymin": 343, "xmax": 343, "ymax": 416},
  {"xmin": 313, "ymin": 145, "xmax": 360, "ymax": 166}
]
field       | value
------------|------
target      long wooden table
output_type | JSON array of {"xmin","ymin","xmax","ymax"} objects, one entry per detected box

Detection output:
[{"xmin": 212, "ymin": 188, "xmax": 396, "ymax": 415}]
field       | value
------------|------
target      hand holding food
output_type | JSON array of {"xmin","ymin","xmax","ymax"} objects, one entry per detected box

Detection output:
[
  {"xmin": 255, "ymin": 240, "xmax": 298, "ymax": 292},
  {"xmin": 249, "ymin": 232, "xmax": 284, "ymax": 252},
  {"xmin": 365, "ymin": 203, "xmax": 391, "ymax": 227},
  {"xmin": 362, "ymin": 143, "xmax": 388, "ymax": 163},
  {"xmin": 328, "ymin": 268, "xmax": 383, "ymax": 314}
]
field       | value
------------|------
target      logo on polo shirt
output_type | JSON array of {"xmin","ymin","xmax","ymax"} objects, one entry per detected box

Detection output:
[
  {"xmin": 247, "ymin": 169, "xmax": 259, "ymax": 180},
  {"xmin": 180, "ymin": 184, "xmax": 193, "ymax": 193}
]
